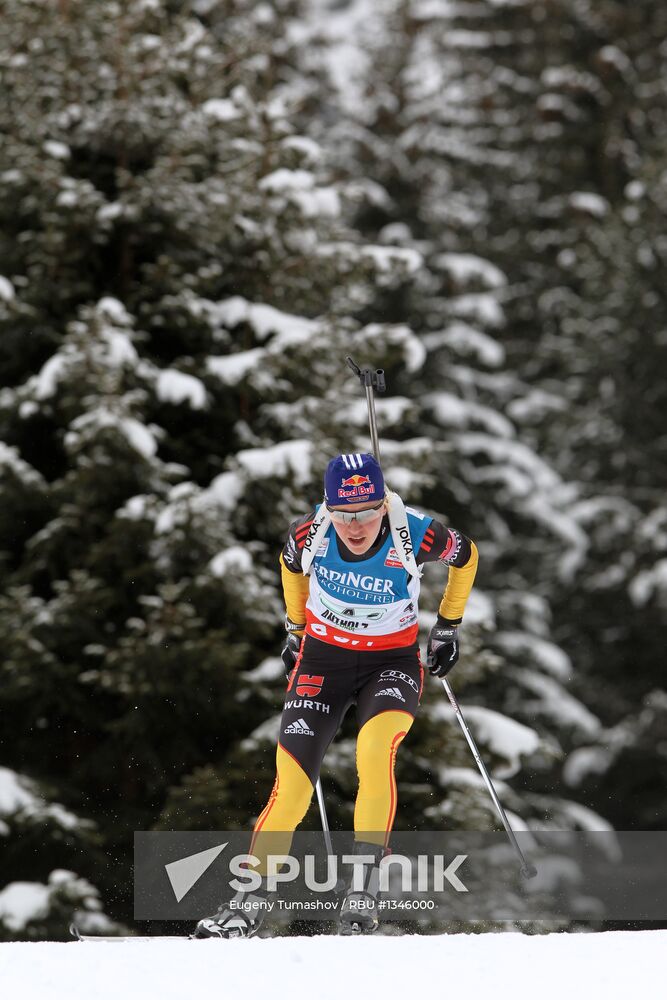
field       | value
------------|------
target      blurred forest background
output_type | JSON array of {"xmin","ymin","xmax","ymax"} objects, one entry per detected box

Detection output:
[{"xmin": 0, "ymin": 0, "xmax": 665, "ymax": 939}]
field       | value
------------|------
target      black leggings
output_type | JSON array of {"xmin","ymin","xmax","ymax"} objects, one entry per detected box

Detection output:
[
  {"xmin": 282, "ymin": 635, "xmax": 423, "ymax": 783},
  {"xmin": 249, "ymin": 636, "xmax": 424, "ymax": 864}
]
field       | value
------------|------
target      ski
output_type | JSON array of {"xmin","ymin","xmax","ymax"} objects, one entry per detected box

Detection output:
[{"xmin": 69, "ymin": 924, "xmax": 196, "ymax": 942}]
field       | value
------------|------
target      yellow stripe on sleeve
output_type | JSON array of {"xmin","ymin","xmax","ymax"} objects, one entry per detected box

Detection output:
[
  {"xmin": 280, "ymin": 551, "xmax": 310, "ymax": 633},
  {"xmin": 438, "ymin": 540, "xmax": 479, "ymax": 622}
]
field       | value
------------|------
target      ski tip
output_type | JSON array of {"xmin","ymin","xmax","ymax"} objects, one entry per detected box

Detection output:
[{"xmin": 69, "ymin": 923, "xmax": 83, "ymax": 940}]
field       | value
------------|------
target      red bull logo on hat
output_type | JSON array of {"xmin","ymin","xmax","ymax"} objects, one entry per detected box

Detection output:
[
  {"xmin": 338, "ymin": 475, "xmax": 375, "ymax": 500},
  {"xmin": 338, "ymin": 473, "xmax": 376, "ymax": 498}
]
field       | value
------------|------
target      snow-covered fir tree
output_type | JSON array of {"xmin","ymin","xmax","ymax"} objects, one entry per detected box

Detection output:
[
  {"xmin": 0, "ymin": 0, "xmax": 462, "ymax": 935},
  {"xmin": 393, "ymin": 0, "xmax": 667, "ymax": 826},
  {"xmin": 281, "ymin": 1, "xmax": 614, "ymax": 850}
]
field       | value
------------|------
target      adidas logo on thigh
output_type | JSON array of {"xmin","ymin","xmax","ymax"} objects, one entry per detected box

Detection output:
[
  {"xmin": 284, "ymin": 718, "xmax": 315, "ymax": 736},
  {"xmin": 374, "ymin": 686, "xmax": 406, "ymax": 702}
]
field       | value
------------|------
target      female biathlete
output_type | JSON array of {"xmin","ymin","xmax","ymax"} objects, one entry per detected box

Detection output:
[{"xmin": 195, "ymin": 453, "xmax": 478, "ymax": 937}]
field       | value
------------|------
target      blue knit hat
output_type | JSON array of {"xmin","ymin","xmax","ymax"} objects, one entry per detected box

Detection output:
[{"xmin": 324, "ymin": 453, "xmax": 385, "ymax": 505}]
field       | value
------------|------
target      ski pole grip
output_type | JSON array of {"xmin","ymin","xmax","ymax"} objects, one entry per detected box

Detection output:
[{"xmin": 345, "ymin": 357, "xmax": 386, "ymax": 392}]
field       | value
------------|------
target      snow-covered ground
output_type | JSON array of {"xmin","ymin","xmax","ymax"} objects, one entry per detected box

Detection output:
[{"xmin": 1, "ymin": 931, "xmax": 664, "ymax": 1000}]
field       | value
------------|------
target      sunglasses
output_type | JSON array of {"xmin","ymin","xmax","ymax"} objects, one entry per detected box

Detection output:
[{"xmin": 325, "ymin": 499, "xmax": 386, "ymax": 525}]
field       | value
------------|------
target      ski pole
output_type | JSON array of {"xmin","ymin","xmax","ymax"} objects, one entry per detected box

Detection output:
[
  {"xmin": 441, "ymin": 677, "xmax": 537, "ymax": 878},
  {"xmin": 315, "ymin": 778, "xmax": 333, "ymax": 856},
  {"xmin": 345, "ymin": 357, "xmax": 385, "ymax": 461}
]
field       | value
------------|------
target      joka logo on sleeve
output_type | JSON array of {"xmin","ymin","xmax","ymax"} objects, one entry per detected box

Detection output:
[{"xmin": 296, "ymin": 674, "xmax": 324, "ymax": 697}]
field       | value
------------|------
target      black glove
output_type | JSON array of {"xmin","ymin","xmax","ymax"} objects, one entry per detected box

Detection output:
[
  {"xmin": 281, "ymin": 633, "xmax": 302, "ymax": 679},
  {"xmin": 426, "ymin": 618, "xmax": 459, "ymax": 677}
]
